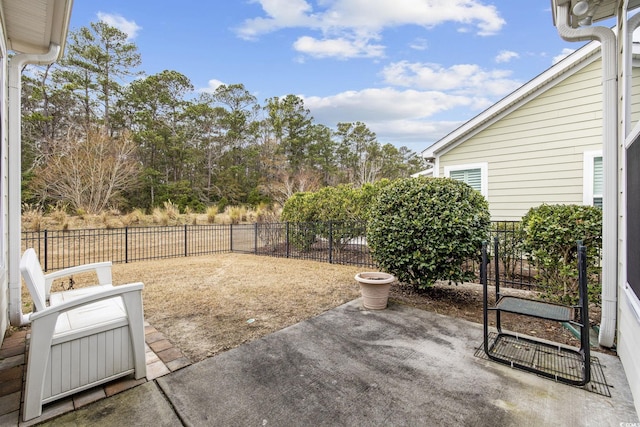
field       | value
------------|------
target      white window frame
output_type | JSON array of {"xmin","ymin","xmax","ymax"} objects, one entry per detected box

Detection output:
[
  {"xmin": 583, "ymin": 150, "xmax": 603, "ymax": 206},
  {"xmin": 444, "ymin": 162, "xmax": 488, "ymax": 199}
]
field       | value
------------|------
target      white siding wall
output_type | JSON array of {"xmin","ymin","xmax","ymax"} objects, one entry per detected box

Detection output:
[
  {"xmin": 0, "ymin": 21, "xmax": 8, "ymax": 343},
  {"xmin": 619, "ymin": 38, "xmax": 640, "ymax": 417},
  {"xmin": 438, "ymin": 58, "xmax": 640, "ymax": 221},
  {"xmin": 618, "ymin": 288, "xmax": 640, "ymax": 416}
]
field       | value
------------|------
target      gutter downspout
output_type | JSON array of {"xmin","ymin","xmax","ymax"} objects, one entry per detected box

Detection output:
[
  {"xmin": 556, "ymin": 4, "xmax": 617, "ymax": 348},
  {"xmin": 7, "ymin": 44, "xmax": 61, "ymax": 326}
]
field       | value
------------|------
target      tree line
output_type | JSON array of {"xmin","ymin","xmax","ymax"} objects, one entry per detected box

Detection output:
[{"xmin": 21, "ymin": 21, "xmax": 426, "ymax": 214}]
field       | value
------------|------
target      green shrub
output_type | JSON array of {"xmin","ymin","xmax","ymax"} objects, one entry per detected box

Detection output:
[
  {"xmin": 281, "ymin": 183, "xmax": 391, "ymax": 251},
  {"xmin": 521, "ymin": 204, "xmax": 602, "ymax": 304},
  {"xmin": 367, "ymin": 177, "xmax": 490, "ymax": 288},
  {"xmin": 217, "ymin": 197, "xmax": 229, "ymax": 212},
  {"xmin": 281, "ymin": 192, "xmax": 318, "ymax": 250},
  {"xmin": 352, "ymin": 179, "xmax": 392, "ymax": 222},
  {"xmin": 491, "ymin": 221, "xmax": 525, "ymax": 281},
  {"xmin": 281, "ymin": 192, "xmax": 313, "ymax": 222}
]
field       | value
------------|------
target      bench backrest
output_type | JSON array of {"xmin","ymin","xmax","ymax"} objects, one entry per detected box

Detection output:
[{"xmin": 19, "ymin": 248, "xmax": 47, "ymax": 312}]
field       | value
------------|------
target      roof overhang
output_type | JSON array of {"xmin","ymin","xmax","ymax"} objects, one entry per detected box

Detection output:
[
  {"xmin": 551, "ymin": 0, "xmax": 640, "ymax": 28},
  {"xmin": 0, "ymin": 0, "xmax": 73, "ymax": 58},
  {"xmin": 422, "ymin": 40, "xmax": 601, "ymax": 159}
]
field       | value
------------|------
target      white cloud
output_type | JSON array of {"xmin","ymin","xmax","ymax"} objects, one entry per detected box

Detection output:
[
  {"xmin": 236, "ymin": 0, "xmax": 505, "ymax": 59},
  {"xmin": 198, "ymin": 79, "xmax": 226, "ymax": 94},
  {"xmin": 381, "ymin": 61, "xmax": 522, "ymax": 98},
  {"xmin": 300, "ymin": 86, "xmax": 494, "ymax": 150},
  {"xmin": 495, "ymin": 50, "xmax": 519, "ymax": 63},
  {"xmin": 304, "ymin": 87, "xmax": 475, "ymax": 123},
  {"xmin": 366, "ymin": 119, "xmax": 463, "ymax": 150},
  {"xmin": 293, "ymin": 35, "xmax": 385, "ymax": 58},
  {"xmin": 97, "ymin": 12, "xmax": 142, "ymax": 40},
  {"xmin": 236, "ymin": 0, "xmax": 316, "ymax": 40},
  {"xmin": 297, "ymin": 54, "xmax": 526, "ymax": 149},
  {"xmin": 409, "ymin": 38, "xmax": 429, "ymax": 51},
  {"xmin": 552, "ymin": 48, "xmax": 575, "ymax": 64}
]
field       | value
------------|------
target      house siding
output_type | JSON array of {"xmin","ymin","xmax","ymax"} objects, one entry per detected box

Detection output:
[
  {"xmin": 618, "ymin": 289, "xmax": 640, "ymax": 416},
  {"xmin": 0, "ymin": 20, "xmax": 8, "ymax": 343},
  {"xmin": 438, "ymin": 58, "xmax": 640, "ymax": 221}
]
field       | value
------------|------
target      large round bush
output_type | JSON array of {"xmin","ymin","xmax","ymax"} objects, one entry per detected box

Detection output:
[{"xmin": 367, "ymin": 177, "xmax": 490, "ymax": 288}]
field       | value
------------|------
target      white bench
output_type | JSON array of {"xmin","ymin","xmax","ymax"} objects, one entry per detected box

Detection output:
[{"xmin": 19, "ymin": 248, "xmax": 147, "ymax": 421}]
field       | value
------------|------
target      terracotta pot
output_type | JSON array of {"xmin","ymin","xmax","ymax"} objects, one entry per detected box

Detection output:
[{"xmin": 355, "ymin": 272, "xmax": 396, "ymax": 310}]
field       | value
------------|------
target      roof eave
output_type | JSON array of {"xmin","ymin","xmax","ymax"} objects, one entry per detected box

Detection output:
[
  {"xmin": 421, "ymin": 40, "xmax": 601, "ymax": 159},
  {"xmin": 3, "ymin": 0, "xmax": 73, "ymax": 60}
]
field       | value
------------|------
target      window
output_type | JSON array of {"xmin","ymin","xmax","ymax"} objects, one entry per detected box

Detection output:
[
  {"xmin": 444, "ymin": 163, "xmax": 488, "ymax": 198},
  {"xmin": 626, "ymin": 131, "xmax": 640, "ymax": 307},
  {"xmin": 593, "ymin": 156, "xmax": 603, "ymax": 207},
  {"xmin": 583, "ymin": 151, "xmax": 603, "ymax": 207}
]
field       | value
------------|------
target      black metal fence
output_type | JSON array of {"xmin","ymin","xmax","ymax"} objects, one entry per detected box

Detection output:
[
  {"xmin": 22, "ymin": 225, "xmax": 231, "ymax": 271},
  {"xmin": 21, "ymin": 221, "xmax": 374, "ymax": 272},
  {"xmin": 21, "ymin": 220, "xmax": 541, "ymax": 288},
  {"xmin": 483, "ymin": 221, "xmax": 536, "ymax": 289}
]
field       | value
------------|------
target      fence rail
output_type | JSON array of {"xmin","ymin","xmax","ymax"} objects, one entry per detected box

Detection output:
[{"xmin": 22, "ymin": 221, "xmax": 541, "ymax": 288}]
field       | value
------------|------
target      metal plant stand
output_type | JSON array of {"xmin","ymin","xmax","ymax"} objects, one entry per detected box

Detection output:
[{"xmin": 482, "ymin": 238, "xmax": 591, "ymax": 386}]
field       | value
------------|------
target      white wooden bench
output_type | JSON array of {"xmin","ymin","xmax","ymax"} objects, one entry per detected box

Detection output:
[{"xmin": 19, "ymin": 248, "xmax": 147, "ymax": 421}]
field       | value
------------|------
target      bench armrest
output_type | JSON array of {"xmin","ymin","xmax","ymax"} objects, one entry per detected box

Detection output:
[
  {"xmin": 29, "ymin": 282, "xmax": 143, "ymax": 322},
  {"xmin": 43, "ymin": 262, "xmax": 113, "ymax": 296}
]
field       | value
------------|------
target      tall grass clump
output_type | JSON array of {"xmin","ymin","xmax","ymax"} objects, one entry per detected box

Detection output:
[
  {"xmin": 22, "ymin": 204, "xmax": 44, "ymax": 232},
  {"xmin": 152, "ymin": 207, "xmax": 170, "ymax": 226},
  {"xmin": 163, "ymin": 200, "xmax": 180, "ymax": 220},
  {"xmin": 226, "ymin": 206, "xmax": 248, "ymax": 225},
  {"xmin": 49, "ymin": 203, "xmax": 69, "ymax": 226},
  {"xmin": 206, "ymin": 206, "xmax": 218, "ymax": 224},
  {"xmin": 122, "ymin": 208, "xmax": 145, "ymax": 226}
]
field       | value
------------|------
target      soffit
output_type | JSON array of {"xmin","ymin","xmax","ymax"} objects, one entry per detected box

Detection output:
[
  {"xmin": 553, "ymin": 0, "xmax": 640, "ymax": 27},
  {"xmin": 1, "ymin": 0, "xmax": 72, "ymax": 57}
]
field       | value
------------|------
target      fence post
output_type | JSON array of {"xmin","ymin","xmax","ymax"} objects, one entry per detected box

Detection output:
[
  {"xmin": 184, "ymin": 225, "xmax": 188, "ymax": 257},
  {"xmin": 254, "ymin": 223, "xmax": 258, "ymax": 255},
  {"xmin": 43, "ymin": 230, "xmax": 48, "ymax": 272},
  {"xmin": 125, "ymin": 227, "xmax": 129, "ymax": 264},
  {"xmin": 286, "ymin": 222, "xmax": 290, "ymax": 258},
  {"xmin": 328, "ymin": 221, "xmax": 333, "ymax": 264},
  {"xmin": 230, "ymin": 224, "xmax": 233, "ymax": 252}
]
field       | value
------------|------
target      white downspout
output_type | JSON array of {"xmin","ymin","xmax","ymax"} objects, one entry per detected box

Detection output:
[
  {"xmin": 555, "ymin": 4, "xmax": 617, "ymax": 348},
  {"xmin": 7, "ymin": 44, "xmax": 61, "ymax": 326}
]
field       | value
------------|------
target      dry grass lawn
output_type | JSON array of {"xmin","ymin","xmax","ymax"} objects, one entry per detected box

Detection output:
[
  {"xmin": 21, "ymin": 253, "xmax": 591, "ymax": 363},
  {"xmin": 36, "ymin": 254, "xmax": 363, "ymax": 362}
]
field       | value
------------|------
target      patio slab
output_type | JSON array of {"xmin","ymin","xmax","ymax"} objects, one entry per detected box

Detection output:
[
  {"xmin": 156, "ymin": 300, "xmax": 638, "ymax": 426},
  {"xmin": 35, "ymin": 381, "xmax": 181, "ymax": 427}
]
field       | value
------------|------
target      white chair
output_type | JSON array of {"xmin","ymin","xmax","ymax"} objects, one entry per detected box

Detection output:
[
  {"xmin": 20, "ymin": 248, "xmax": 114, "ymax": 312},
  {"xmin": 20, "ymin": 248, "xmax": 147, "ymax": 421}
]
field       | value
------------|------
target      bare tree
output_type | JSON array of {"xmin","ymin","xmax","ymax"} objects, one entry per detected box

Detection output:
[
  {"xmin": 256, "ymin": 136, "xmax": 319, "ymax": 205},
  {"xmin": 31, "ymin": 127, "xmax": 141, "ymax": 213}
]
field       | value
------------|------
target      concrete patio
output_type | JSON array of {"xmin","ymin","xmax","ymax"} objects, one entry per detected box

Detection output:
[{"xmin": 8, "ymin": 300, "xmax": 640, "ymax": 426}]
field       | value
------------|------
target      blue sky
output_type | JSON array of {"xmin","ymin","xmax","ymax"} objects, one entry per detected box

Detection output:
[{"xmin": 68, "ymin": 1, "xmax": 597, "ymax": 153}]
